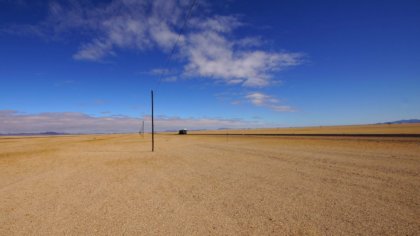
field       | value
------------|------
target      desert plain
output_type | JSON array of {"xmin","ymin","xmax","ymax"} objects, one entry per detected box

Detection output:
[{"xmin": 1, "ymin": 124, "xmax": 420, "ymax": 235}]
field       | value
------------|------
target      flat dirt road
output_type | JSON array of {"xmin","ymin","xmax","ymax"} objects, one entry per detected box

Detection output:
[{"xmin": 1, "ymin": 134, "xmax": 419, "ymax": 235}]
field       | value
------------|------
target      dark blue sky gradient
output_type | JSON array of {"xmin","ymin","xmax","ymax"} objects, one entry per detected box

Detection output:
[{"xmin": 0, "ymin": 0, "xmax": 419, "ymax": 129}]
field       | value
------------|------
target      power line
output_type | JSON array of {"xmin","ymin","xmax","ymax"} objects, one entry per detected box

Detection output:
[
  {"xmin": 155, "ymin": 0, "xmax": 198, "ymax": 90},
  {"xmin": 149, "ymin": 0, "xmax": 198, "ymax": 152}
]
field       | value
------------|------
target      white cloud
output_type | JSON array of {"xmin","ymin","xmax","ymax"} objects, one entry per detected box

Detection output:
[
  {"xmin": 71, "ymin": 0, "xmax": 186, "ymax": 58},
  {"xmin": 246, "ymin": 92, "xmax": 295, "ymax": 112},
  {"xmin": 0, "ymin": 110, "xmax": 267, "ymax": 134},
  {"xmin": 182, "ymin": 16, "xmax": 303, "ymax": 87},
  {"xmin": 10, "ymin": 0, "xmax": 304, "ymax": 88}
]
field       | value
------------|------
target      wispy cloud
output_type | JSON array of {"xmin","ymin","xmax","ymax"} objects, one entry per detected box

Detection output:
[
  {"xmin": 53, "ymin": 79, "xmax": 76, "ymax": 87},
  {"xmin": 246, "ymin": 92, "xmax": 295, "ymax": 112},
  {"xmin": 162, "ymin": 76, "xmax": 178, "ymax": 82},
  {"xmin": 231, "ymin": 100, "xmax": 241, "ymax": 105},
  {"xmin": 246, "ymin": 92, "xmax": 278, "ymax": 106},
  {"xmin": 149, "ymin": 68, "xmax": 178, "ymax": 82},
  {"xmin": 4, "ymin": 0, "xmax": 304, "ymax": 88},
  {"xmin": 149, "ymin": 68, "xmax": 176, "ymax": 76},
  {"xmin": 73, "ymin": 40, "xmax": 114, "ymax": 61},
  {"xmin": 0, "ymin": 110, "xmax": 268, "ymax": 134}
]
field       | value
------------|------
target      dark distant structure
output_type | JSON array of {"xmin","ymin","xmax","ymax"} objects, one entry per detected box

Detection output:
[{"xmin": 178, "ymin": 129, "xmax": 187, "ymax": 135}]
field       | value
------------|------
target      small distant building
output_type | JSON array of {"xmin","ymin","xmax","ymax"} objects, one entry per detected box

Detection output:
[{"xmin": 178, "ymin": 129, "xmax": 187, "ymax": 135}]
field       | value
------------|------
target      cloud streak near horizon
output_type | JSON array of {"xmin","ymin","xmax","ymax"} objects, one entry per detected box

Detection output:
[{"xmin": 0, "ymin": 110, "xmax": 268, "ymax": 134}]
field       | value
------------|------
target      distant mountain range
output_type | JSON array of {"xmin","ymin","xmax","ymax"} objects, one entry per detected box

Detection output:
[
  {"xmin": 377, "ymin": 119, "xmax": 420, "ymax": 124},
  {"xmin": 0, "ymin": 132, "xmax": 69, "ymax": 136},
  {"xmin": 1, "ymin": 120, "xmax": 420, "ymax": 136}
]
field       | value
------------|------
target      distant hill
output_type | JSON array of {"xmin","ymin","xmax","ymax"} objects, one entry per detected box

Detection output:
[
  {"xmin": 378, "ymin": 119, "xmax": 420, "ymax": 125},
  {"xmin": 0, "ymin": 132, "xmax": 69, "ymax": 136}
]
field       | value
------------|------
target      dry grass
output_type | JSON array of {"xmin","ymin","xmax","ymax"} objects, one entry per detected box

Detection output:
[{"xmin": 1, "ymin": 130, "xmax": 420, "ymax": 235}]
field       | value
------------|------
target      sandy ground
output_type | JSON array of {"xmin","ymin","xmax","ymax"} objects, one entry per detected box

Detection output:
[
  {"xmin": 1, "ymin": 133, "xmax": 420, "ymax": 235},
  {"xmin": 189, "ymin": 123, "xmax": 420, "ymax": 135}
]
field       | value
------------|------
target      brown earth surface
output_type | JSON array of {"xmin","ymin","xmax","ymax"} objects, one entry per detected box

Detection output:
[
  {"xmin": 189, "ymin": 123, "xmax": 420, "ymax": 135},
  {"xmin": 1, "ymin": 131, "xmax": 420, "ymax": 235}
]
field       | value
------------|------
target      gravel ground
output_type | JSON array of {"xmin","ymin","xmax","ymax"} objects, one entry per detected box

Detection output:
[{"xmin": 1, "ymin": 134, "xmax": 419, "ymax": 235}]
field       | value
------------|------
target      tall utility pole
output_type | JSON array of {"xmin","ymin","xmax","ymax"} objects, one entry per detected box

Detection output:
[{"xmin": 151, "ymin": 90, "xmax": 154, "ymax": 152}]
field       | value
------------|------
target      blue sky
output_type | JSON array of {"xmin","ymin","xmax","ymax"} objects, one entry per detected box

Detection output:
[{"xmin": 0, "ymin": 0, "xmax": 419, "ymax": 133}]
